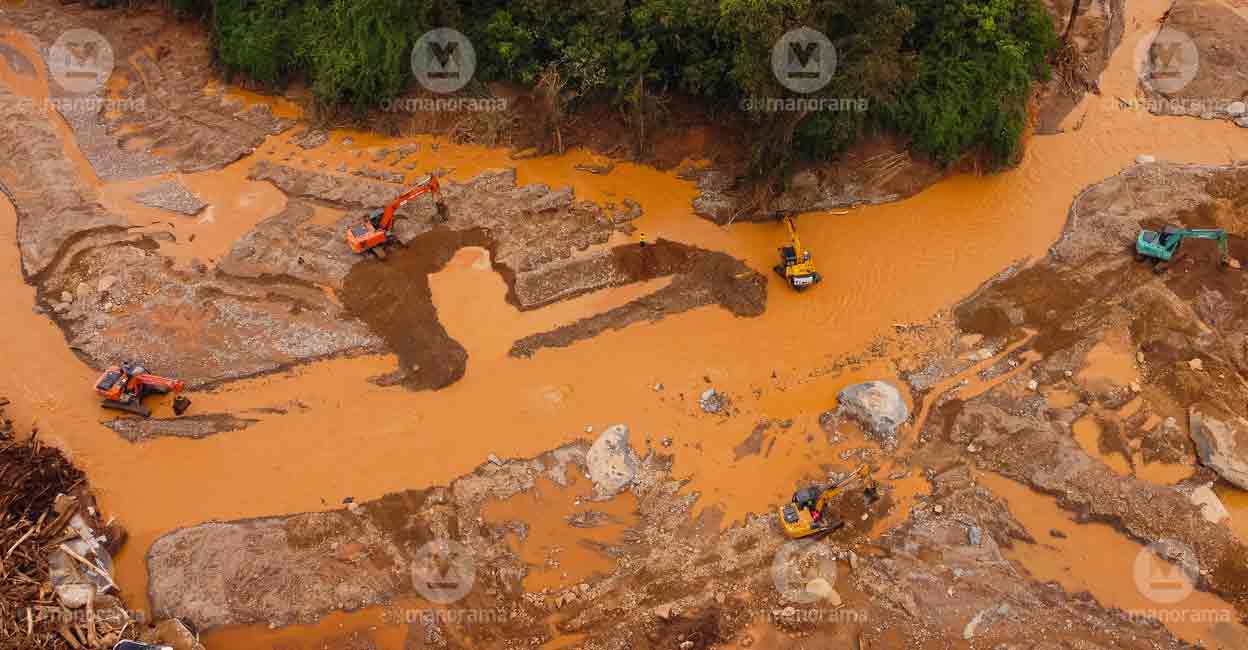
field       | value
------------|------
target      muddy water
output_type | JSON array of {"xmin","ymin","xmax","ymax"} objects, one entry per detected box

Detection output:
[
  {"xmin": 0, "ymin": 0, "xmax": 1246, "ymax": 644},
  {"xmin": 1073, "ymin": 416, "xmax": 1132, "ymax": 475},
  {"xmin": 980, "ymin": 472, "xmax": 1247, "ymax": 647},
  {"xmin": 1217, "ymin": 484, "xmax": 1248, "ymax": 542},
  {"xmin": 481, "ymin": 476, "xmax": 638, "ymax": 592}
]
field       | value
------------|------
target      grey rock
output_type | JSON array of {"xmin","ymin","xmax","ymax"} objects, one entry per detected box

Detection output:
[
  {"xmin": 1188, "ymin": 485, "xmax": 1230, "ymax": 524},
  {"xmin": 131, "ymin": 181, "xmax": 208, "ymax": 216},
  {"xmin": 1228, "ymin": 101, "xmax": 1247, "ymax": 117},
  {"xmin": 586, "ymin": 424, "xmax": 639, "ymax": 498},
  {"xmin": 967, "ymin": 525, "xmax": 983, "ymax": 546},
  {"xmin": 1189, "ymin": 406, "xmax": 1248, "ymax": 489},
  {"xmin": 692, "ymin": 193, "xmax": 735, "ymax": 222},
  {"xmin": 153, "ymin": 617, "xmax": 206, "ymax": 650},
  {"xmin": 1136, "ymin": 154, "xmax": 1157, "ymax": 164},
  {"xmin": 963, "ymin": 603, "xmax": 1010, "ymax": 639},
  {"xmin": 837, "ymin": 381, "xmax": 910, "ymax": 446},
  {"xmin": 1237, "ymin": 116, "xmax": 1248, "ymax": 128},
  {"xmin": 699, "ymin": 388, "xmax": 725, "ymax": 414}
]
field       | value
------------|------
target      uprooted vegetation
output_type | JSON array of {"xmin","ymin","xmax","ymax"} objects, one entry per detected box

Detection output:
[{"xmin": 0, "ymin": 401, "xmax": 122, "ymax": 650}]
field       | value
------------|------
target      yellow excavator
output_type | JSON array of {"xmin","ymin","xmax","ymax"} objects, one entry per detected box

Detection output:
[
  {"xmin": 779, "ymin": 464, "xmax": 879, "ymax": 539},
  {"xmin": 775, "ymin": 216, "xmax": 821, "ymax": 291}
]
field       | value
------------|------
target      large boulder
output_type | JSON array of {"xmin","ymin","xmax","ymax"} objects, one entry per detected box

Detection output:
[
  {"xmin": 586, "ymin": 424, "xmax": 639, "ymax": 498},
  {"xmin": 837, "ymin": 381, "xmax": 909, "ymax": 446},
  {"xmin": 1189, "ymin": 406, "xmax": 1248, "ymax": 489}
]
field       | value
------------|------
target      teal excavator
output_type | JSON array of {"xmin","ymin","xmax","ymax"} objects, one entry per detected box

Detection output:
[{"xmin": 1136, "ymin": 226, "xmax": 1239, "ymax": 273}]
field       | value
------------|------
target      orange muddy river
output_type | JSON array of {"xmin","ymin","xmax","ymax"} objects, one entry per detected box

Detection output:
[{"xmin": 3, "ymin": 0, "xmax": 1248, "ymax": 646}]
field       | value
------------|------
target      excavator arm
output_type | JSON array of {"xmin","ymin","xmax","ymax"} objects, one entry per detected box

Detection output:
[
  {"xmin": 783, "ymin": 216, "xmax": 802, "ymax": 254},
  {"xmin": 1175, "ymin": 229, "xmax": 1229, "ymax": 258},
  {"xmin": 347, "ymin": 176, "xmax": 445, "ymax": 255},
  {"xmin": 1137, "ymin": 226, "xmax": 1235, "ymax": 268},
  {"xmin": 813, "ymin": 464, "xmax": 876, "ymax": 514},
  {"xmin": 375, "ymin": 176, "xmax": 441, "ymax": 232}
]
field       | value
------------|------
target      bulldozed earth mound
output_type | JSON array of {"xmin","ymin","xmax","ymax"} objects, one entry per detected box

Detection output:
[
  {"xmin": 342, "ymin": 235, "xmax": 764, "ymax": 389},
  {"xmin": 921, "ymin": 161, "xmax": 1248, "ymax": 620}
]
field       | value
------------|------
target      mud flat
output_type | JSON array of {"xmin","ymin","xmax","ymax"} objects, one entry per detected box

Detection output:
[
  {"xmin": 2, "ymin": 77, "xmax": 765, "ymax": 400},
  {"xmin": 152, "ymin": 436, "xmax": 1196, "ymax": 650}
]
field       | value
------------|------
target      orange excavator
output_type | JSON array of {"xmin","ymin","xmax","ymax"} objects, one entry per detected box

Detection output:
[
  {"xmin": 345, "ymin": 176, "xmax": 447, "ymax": 257},
  {"xmin": 94, "ymin": 361, "xmax": 190, "ymax": 418}
]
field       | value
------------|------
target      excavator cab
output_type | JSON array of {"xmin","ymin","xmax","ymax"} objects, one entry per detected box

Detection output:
[
  {"xmin": 1136, "ymin": 226, "xmax": 1184, "ymax": 260},
  {"xmin": 778, "ymin": 465, "xmax": 879, "ymax": 539},
  {"xmin": 1136, "ymin": 225, "xmax": 1235, "ymax": 272}
]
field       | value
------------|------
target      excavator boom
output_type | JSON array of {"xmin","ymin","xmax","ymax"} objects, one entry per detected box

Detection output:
[
  {"xmin": 1136, "ymin": 225, "xmax": 1231, "ymax": 267},
  {"xmin": 346, "ymin": 177, "xmax": 444, "ymax": 255},
  {"xmin": 376, "ymin": 177, "xmax": 440, "ymax": 232}
]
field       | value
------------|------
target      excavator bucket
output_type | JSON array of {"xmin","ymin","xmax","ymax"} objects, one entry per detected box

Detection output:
[{"xmin": 173, "ymin": 396, "xmax": 191, "ymax": 416}]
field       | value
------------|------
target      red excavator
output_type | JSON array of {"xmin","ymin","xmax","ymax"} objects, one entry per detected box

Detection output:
[
  {"xmin": 345, "ymin": 176, "xmax": 447, "ymax": 257},
  {"xmin": 94, "ymin": 362, "xmax": 190, "ymax": 418}
]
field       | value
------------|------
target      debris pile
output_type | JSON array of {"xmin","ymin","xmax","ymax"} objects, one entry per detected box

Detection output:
[
  {"xmin": 0, "ymin": 399, "xmax": 129, "ymax": 649},
  {"xmin": 0, "ymin": 398, "xmax": 203, "ymax": 650}
]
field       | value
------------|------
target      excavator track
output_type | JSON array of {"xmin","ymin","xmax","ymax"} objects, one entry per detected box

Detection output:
[{"xmin": 102, "ymin": 399, "xmax": 151, "ymax": 418}]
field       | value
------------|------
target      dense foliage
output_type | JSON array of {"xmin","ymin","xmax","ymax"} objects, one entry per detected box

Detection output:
[{"xmin": 176, "ymin": 0, "xmax": 1057, "ymax": 170}]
